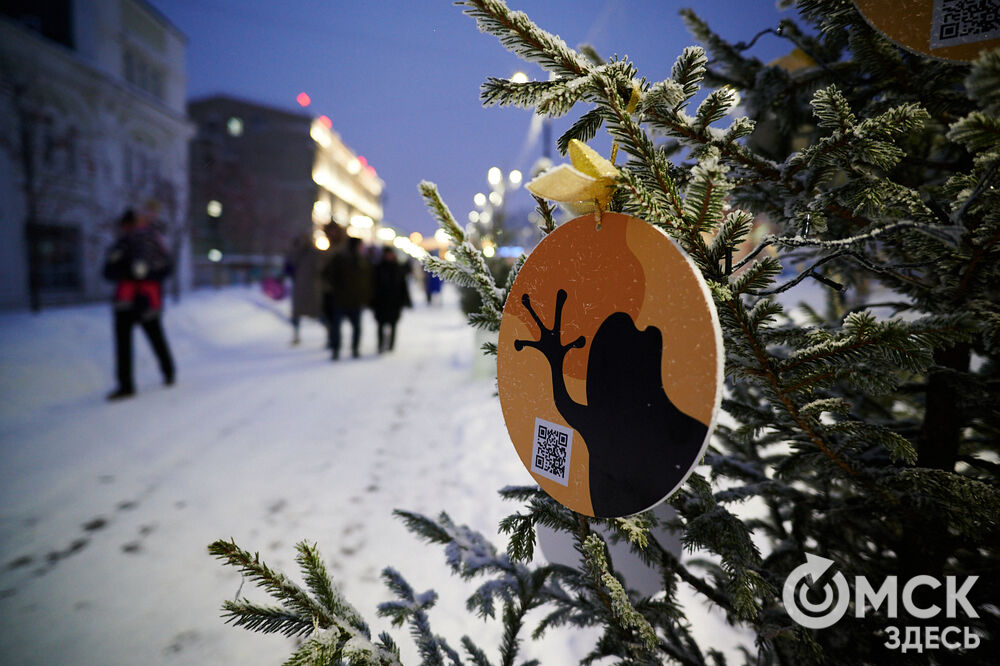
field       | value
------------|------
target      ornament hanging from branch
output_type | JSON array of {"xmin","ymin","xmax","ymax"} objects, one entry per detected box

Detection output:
[{"xmin": 497, "ymin": 213, "xmax": 724, "ymax": 517}]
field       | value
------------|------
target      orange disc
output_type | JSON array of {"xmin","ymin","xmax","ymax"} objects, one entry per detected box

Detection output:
[
  {"xmin": 854, "ymin": 0, "xmax": 1000, "ymax": 62},
  {"xmin": 497, "ymin": 213, "xmax": 723, "ymax": 517}
]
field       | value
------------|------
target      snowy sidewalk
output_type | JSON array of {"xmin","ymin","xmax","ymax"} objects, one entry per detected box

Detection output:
[{"xmin": 0, "ymin": 285, "xmax": 555, "ymax": 665}]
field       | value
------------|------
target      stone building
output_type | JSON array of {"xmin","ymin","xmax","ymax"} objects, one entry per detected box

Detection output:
[
  {"xmin": 187, "ymin": 95, "xmax": 384, "ymax": 285},
  {"xmin": 0, "ymin": 0, "xmax": 193, "ymax": 309}
]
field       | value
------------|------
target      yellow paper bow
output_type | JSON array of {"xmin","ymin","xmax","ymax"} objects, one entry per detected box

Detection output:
[{"xmin": 525, "ymin": 139, "xmax": 619, "ymax": 216}]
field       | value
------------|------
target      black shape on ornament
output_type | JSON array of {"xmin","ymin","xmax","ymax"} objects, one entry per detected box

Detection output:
[{"xmin": 515, "ymin": 289, "xmax": 707, "ymax": 517}]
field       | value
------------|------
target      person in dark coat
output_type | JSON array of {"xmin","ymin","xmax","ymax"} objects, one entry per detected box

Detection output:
[
  {"xmin": 321, "ymin": 236, "xmax": 371, "ymax": 359},
  {"xmin": 319, "ymin": 221, "xmax": 346, "ymax": 349},
  {"xmin": 284, "ymin": 233, "xmax": 323, "ymax": 345},
  {"xmin": 371, "ymin": 246, "xmax": 412, "ymax": 353},
  {"xmin": 102, "ymin": 208, "xmax": 175, "ymax": 400}
]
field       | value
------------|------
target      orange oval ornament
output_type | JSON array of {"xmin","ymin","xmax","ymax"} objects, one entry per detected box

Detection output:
[
  {"xmin": 854, "ymin": 0, "xmax": 1000, "ymax": 62},
  {"xmin": 497, "ymin": 213, "xmax": 723, "ymax": 517}
]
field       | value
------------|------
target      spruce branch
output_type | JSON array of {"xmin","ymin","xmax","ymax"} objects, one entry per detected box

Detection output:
[
  {"xmin": 592, "ymin": 74, "xmax": 689, "ymax": 232},
  {"xmin": 753, "ymin": 250, "xmax": 923, "ymax": 296},
  {"xmin": 671, "ymin": 474, "xmax": 769, "ymax": 622},
  {"xmin": 462, "ymin": 636, "xmax": 494, "ymax": 666},
  {"xmin": 694, "ymin": 86, "xmax": 741, "ymax": 132},
  {"xmin": 679, "ymin": 9, "xmax": 760, "ymax": 89},
  {"xmin": 556, "ymin": 108, "xmax": 605, "ymax": 155},
  {"xmin": 581, "ymin": 535, "xmax": 659, "ymax": 654},
  {"xmin": 965, "ymin": 49, "xmax": 1000, "ymax": 113},
  {"xmin": 718, "ymin": 295, "xmax": 862, "ymax": 478},
  {"xmin": 209, "ymin": 539, "xmax": 340, "ymax": 629},
  {"xmin": 670, "ymin": 45, "xmax": 710, "ymax": 105},
  {"xmin": 457, "ymin": 0, "xmax": 592, "ymax": 79},
  {"xmin": 377, "ymin": 568, "xmax": 450, "ymax": 666},
  {"xmin": 481, "ymin": 78, "xmax": 567, "ymax": 109},
  {"xmin": 530, "ymin": 194, "xmax": 557, "ymax": 234},
  {"xmin": 617, "ymin": 168, "xmax": 678, "ymax": 230},
  {"xmin": 218, "ymin": 599, "xmax": 314, "ymax": 637},
  {"xmin": 732, "ymin": 220, "xmax": 964, "ymax": 273},
  {"xmin": 296, "ymin": 541, "xmax": 366, "ymax": 632},
  {"xmin": 419, "ymin": 180, "xmax": 465, "ymax": 245},
  {"xmin": 208, "ymin": 539, "xmax": 400, "ymax": 666},
  {"xmin": 420, "ymin": 181, "xmax": 504, "ymax": 332}
]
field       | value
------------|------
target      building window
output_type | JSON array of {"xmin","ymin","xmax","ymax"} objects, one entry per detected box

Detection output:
[
  {"xmin": 150, "ymin": 69, "xmax": 164, "ymax": 100},
  {"xmin": 64, "ymin": 130, "xmax": 77, "ymax": 174},
  {"xmin": 35, "ymin": 117, "xmax": 79, "ymax": 177},
  {"xmin": 123, "ymin": 144, "xmax": 133, "ymax": 184},
  {"xmin": 0, "ymin": 0, "xmax": 74, "ymax": 49},
  {"xmin": 122, "ymin": 46, "xmax": 166, "ymax": 101},
  {"xmin": 124, "ymin": 50, "xmax": 135, "ymax": 84},
  {"xmin": 31, "ymin": 224, "xmax": 81, "ymax": 291},
  {"xmin": 124, "ymin": 137, "xmax": 162, "ymax": 187}
]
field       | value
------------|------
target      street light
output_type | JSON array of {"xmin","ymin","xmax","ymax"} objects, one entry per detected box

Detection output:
[{"xmin": 468, "ymin": 165, "xmax": 525, "ymax": 254}]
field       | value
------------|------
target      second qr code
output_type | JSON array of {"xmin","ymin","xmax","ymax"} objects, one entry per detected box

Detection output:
[
  {"xmin": 531, "ymin": 418, "xmax": 573, "ymax": 486},
  {"xmin": 931, "ymin": 0, "xmax": 1000, "ymax": 48}
]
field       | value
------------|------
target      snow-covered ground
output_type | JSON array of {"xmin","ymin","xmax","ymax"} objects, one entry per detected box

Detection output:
[
  {"xmin": 0, "ymin": 284, "xmax": 544, "ymax": 664},
  {"xmin": 0, "ymin": 283, "xmax": 746, "ymax": 665}
]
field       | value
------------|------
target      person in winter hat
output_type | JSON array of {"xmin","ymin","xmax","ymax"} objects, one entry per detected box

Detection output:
[{"xmin": 102, "ymin": 207, "xmax": 175, "ymax": 400}]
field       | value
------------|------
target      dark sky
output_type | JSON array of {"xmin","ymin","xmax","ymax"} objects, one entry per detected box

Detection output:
[{"xmin": 148, "ymin": 0, "xmax": 791, "ymax": 237}]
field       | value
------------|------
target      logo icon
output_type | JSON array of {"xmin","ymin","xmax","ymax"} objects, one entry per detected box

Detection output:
[{"xmin": 783, "ymin": 554, "xmax": 850, "ymax": 629}]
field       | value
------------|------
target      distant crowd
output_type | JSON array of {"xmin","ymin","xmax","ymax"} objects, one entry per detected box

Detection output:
[{"xmin": 284, "ymin": 224, "xmax": 441, "ymax": 360}]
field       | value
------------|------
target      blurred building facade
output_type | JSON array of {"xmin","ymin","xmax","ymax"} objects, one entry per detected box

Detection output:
[
  {"xmin": 188, "ymin": 95, "xmax": 384, "ymax": 285},
  {"xmin": 0, "ymin": 0, "xmax": 193, "ymax": 310}
]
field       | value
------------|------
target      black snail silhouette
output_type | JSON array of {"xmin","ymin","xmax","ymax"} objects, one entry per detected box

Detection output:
[{"xmin": 514, "ymin": 289, "xmax": 708, "ymax": 517}]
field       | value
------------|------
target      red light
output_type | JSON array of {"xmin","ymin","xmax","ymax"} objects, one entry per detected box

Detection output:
[
  {"xmin": 357, "ymin": 155, "xmax": 367, "ymax": 167},
  {"xmin": 366, "ymin": 165, "xmax": 376, "ymax": 177},
  {"xmin": 318, "ymin": 115, "xmax": 332, "ymax": 128},
  {"xmin": 296, "ymin": 92, "xmax": 311, "ymax": 107}
]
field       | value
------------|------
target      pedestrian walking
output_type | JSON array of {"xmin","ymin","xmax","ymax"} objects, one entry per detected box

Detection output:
[
  {"xmin": 102, "ymin": 208, "xmax": 175, "ymax": 400},
  {"xmin": 319, "ymin": 221, "xmax": 346, "ymax": 349},
  {"xmin": 371, "ymin": 246, "xmax": 412, "ymax": 353},
  {"xmin": 424, "ymin": 270, "xmax": 443, "ymax": 305},
  {"xmin": 321, "ymin": 236, "xmax": 371, "ymax": 360},
  {"xmin": 284, "ymin": 232, "xmax": 323, "ymax": 345}
]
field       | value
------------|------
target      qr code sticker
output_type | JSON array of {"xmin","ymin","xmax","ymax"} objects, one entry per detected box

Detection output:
[
  {"xmin": 931, "ymin": 0, "xmax": 1000, "ymax": 49},
  {"xmin": 530, "ymin": 418, "xmax": 573, "ymax": 486}
]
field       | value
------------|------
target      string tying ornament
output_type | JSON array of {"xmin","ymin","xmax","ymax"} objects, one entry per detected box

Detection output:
[{"xmin": 525, "ymin": 83, "xmax": 642, "ymax": 226}]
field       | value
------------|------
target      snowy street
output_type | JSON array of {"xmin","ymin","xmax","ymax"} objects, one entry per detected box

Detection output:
[{"xmin": 0, "ymin": 284, "xmax": 552, "ymax": 665}]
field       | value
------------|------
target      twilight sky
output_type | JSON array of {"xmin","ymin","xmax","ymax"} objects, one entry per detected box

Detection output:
[{"xmin": 148, "ymin": 0, "xmax": 791, "ymax": 237}]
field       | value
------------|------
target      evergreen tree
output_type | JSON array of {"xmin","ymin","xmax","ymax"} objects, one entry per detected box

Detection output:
[{"xmin": 211, "ymin": 0, "xmax": 999, "ymax": 663}]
